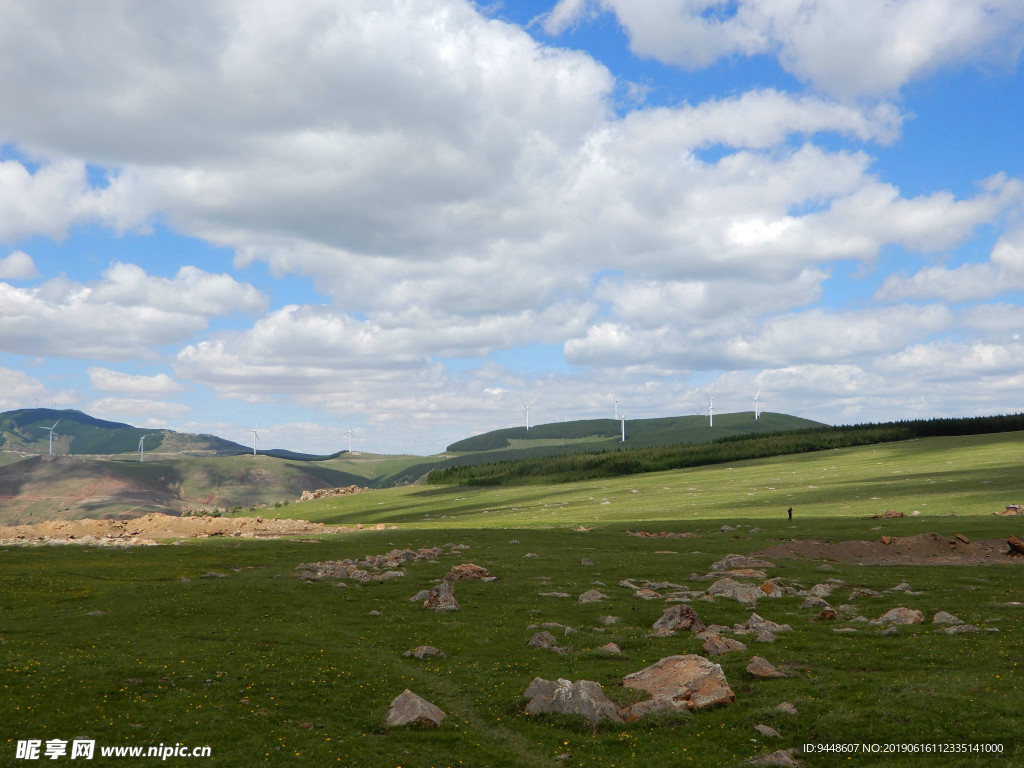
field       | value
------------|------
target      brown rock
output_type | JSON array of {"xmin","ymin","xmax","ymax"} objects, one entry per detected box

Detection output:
[
  {"xmin": 651, "ymin": 604, "xmax": 706, "ymax": 636},
  {"xmin": 747, "ymin": 655, "xmax": 787, "ymax": 679},
  {"xmin": 621, "ymin": 655, "xmax": 734, "ymax": 717},
  {"xmin": 523, "ymin": 678, "xmax": 623, "ymax": 724},
  {"xmin": 385, "ymin": 689, "xmax": 445, "ymax": 727},
  {"xmin": 444, "ymin": 563, "xmax": 492, "ymax": 581},
  {"xmin": 702, "ymin": 632, "xmax": 748, "ymax": 656},
  {"xmin": 423, "ymin": 580, "xmax": 460, "ymax": 612},
  {"xmin": 818, "ymin": 608, "xmax": 839, "ymax": 621}
]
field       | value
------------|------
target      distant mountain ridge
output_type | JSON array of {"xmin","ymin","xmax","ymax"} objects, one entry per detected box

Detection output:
[{"xmin": 0, "ymin": 408, "xmax": 343, "ymax": 461}]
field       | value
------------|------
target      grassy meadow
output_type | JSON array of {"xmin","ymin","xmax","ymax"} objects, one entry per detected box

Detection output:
[{"xmin": 2, "ymin": 432, "xmax": 1023, "ymax": 767}]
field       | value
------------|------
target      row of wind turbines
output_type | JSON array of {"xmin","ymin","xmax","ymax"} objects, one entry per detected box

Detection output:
[{"xmin": 519, "ymin": 390, "xmax": 765, "ymax": 441}]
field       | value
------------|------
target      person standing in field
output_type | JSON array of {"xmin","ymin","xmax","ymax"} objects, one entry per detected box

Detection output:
[{"xmin": 787, "ymin": 507, "xmax": 793, "ymax": 521}]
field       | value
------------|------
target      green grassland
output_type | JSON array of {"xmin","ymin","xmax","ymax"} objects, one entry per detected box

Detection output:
[{"xmin": 2, "ymin": 432, "xmax": 1024, "ymax": 767}]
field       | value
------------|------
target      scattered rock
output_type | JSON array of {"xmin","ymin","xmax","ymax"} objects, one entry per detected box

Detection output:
[
  {"xmin": 404, "ymin": 645, "xmax": 446, "ymax": 659},
  {"xmin": 385, "ymin": 690, "xmax": 445, "ymax": 727},
  {"xmin": 702, "ymin": 633, "xmax": 747, "ymax": 656},
  {"xmin": 746, "ymin": 749, "xmax": 800, "ymax": 767},
  {"xmin": 755, "ymin": 724, "xmax": 782, "ymax": 738},
  {"xmin": 651, "ymin": 604, "xmax": 707, "ymax": 636},
  {"xmin": 539, "ymin": 591, "xmax": 571, "ymax": 598},
  {"xmin": 410, "ymin": 589, "xmax": 431, "ymax": 602},
  {"xmin": 869, "ymin": 607, "xmax": 923, "ymax": 626},
  {"xmin": 776, "ymin": 701, "xmax": 798, "ymax": 715},
  {"xmin": 523, "ymin": 678, "xmax": 622, "ymax": 724},
  {"xmin": 799, "ymin": 596, "xmax": 830, "ymax": 610},
  {"xmin": 202, "ymin": 571, "xmax": 227, "ymax": 579},
  {"xmin": 581, "ymin": 558, "xmax": 594, "ymax": 566},
  {"xmin": 634, "ymin": 589, "xmax": 662, "ymax": 600},
  {"xmin": 444, "ymin": 563, "xmax": 493, "ymax": 582},
  {"xmin": 707, "ymin": 578, "xmax": 765, "ymax": 606},
  {"xmin": 818, "ymin": 608, "xmax": 839, "ymax": 621},
  {"xmin": 597, "ymin": 642, "xmax": 621, "ymax": 655},
  {"xmin": 423, "ymin": 580, "xmax": 460, "ymax": 612},
  {"xmin": 945, "ymin": 624, "xmax": 988, "ymax": 635},
  {"xmin": 932, "ymin": 611, "xmax": 964, "ymax": 625},
  {"xmin": 577, "ymin": 589, "xmax": 609, "ymax": 603},
  {"xmin": 620, "ymin": 655, "xmax": 735, "ymax": 718},
  {"xmin": 743, "ymin": 614, "xmax": 793, "ymax": 634},
  {"xmin": 747, "ymin": 656, "xmax": 787, "ymax": 679},
  {"xmin": 712, "ymin": 554, "xmax": 776, "ymax": 571},
  {"xmin": 527, "ymin": 632, "xmax": 563, "ymax": 652},
  {"xmin": 598, "ymin": 615, "xmax": 619, "ymax": 625},
  {"xmin": 299, "ymin": 485, "xmax": 364, "ymax": 502}
]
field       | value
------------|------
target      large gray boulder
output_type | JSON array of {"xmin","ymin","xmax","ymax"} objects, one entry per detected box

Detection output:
[
  {"xmin": 523, "ymin": 678, "xmax": 623, "ymax": 724},
  {"xmin": 423, "ymin": 580, "xmax": 460, "ymax": 612},
  {"xmin": 386, "ymin": 690, "xmax": 446, "ymax": 727}
]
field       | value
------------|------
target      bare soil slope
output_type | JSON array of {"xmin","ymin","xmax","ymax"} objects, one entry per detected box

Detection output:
[
  {"xmin": 0, "ymin": 512, "xmax": 382, "ymax": 546},
  {"xmin": 757, "ymin": 532, "xmax": 1017, "ymax": 565}
]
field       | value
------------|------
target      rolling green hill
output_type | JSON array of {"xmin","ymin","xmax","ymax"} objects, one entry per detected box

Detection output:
[{"xmin": 447, "ymin": 411, "xmax": 825, "ymax": 452}]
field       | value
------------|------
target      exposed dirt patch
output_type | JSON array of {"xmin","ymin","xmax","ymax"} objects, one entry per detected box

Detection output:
[
  {"xmin": 756, "ymin": 532, "xmax": 1020, "ymax": 566},
  {"xmin": 0, "ymin": 513, "xmax": 385, "ymax": 547}
]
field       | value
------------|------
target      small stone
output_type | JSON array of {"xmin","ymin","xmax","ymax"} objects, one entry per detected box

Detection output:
[
  {"xmin": 869, "ymin": 607, "xmax": 923, "ymax": 626},
  {"xmin": 403, "ymin": 645, "xmax": 446, "ymax": 659},
  {"xmin": 528, "ymin": 631, "xmax": 558, "ymax": 650},
  {"xmin": 932, "ymin": 611, "xmax": 963, "ymax": 625},
  {"xmin": 745, "ymin": 749, "xmax": 800, "ymax": 767},
  {"xmin": 577, "ymin": 588, "xmax": 609, "ymax": 603},
  {"xmin": 755, "ymin": 724, "xmax": 782, "ymax": 738},
  {"xmin": 776, "ymin": 701, "xmax": 798, "ymax": 715},
  {"xmin": 581, "ymin": 558, "xmax": 594, "ymax": 566},
  {"xmin": 634, "ymin": 588, "xmax": 662, "ymax": 600},
  {"xmin": 539, "ymin": 591, "xmax": 571, "ymax": 598},
  {"xmin": 597, "ymin": 642, "xmax": 621, "ymax": 655}
]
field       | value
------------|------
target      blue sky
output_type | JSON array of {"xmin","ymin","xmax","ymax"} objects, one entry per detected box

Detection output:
[{"xmin": 1, "ymin": 0, "xmax": 1023, "ymax": 455}]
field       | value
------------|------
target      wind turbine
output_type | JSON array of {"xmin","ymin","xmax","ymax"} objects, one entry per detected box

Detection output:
[
  {"xmin": 138, "ymin": 433, "xmax": 154, "ymax": 462},
  {"xmin": 522, "ymin": 401, "xmax": 534, "ymax": 431},
  {"xmin": 43, "ymin": 418, "xmax": 61, "ymax": 455},
  {"xmin": 345, "ymin": 424, "xmax": 354, "ymax": 453},
  {"xmin": 250, "ymin": 423, "xmax": 261, "ymax": 456},
  {"xmin": 705, "ymin": 392, "xmax": 716, "ymax": 428},
  {"xmin": 618, "ymin": 409, "xmax": 630, "ymax": 442},
  {"xmin": 753, "ymin": 390, "xmax": 761, "ymax": 420}
]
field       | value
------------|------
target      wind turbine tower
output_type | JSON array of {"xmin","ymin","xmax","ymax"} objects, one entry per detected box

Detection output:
[
  {"xmin": 522, "ymin": 401, "xmax": 534, "ymax": 431},
  {"xmin": 251, "ymin": 423, "xmax": 261, "ymax": 456},
  {"xmin": 754, "ymin": 390, "xmax": 761, "ymax": 420},
  {"xmin": 619, "ymin": 409, "xmax": 629, "ymax": 442},
  {"xmin": 345, "ymin": 424, "xmax": 354, "ymax": 453},
  {"xmin": 705, "ymin": 393, "xmax": 716, "ymax": 428},
  {"xmin": 138, "ymin": 433, "xmax": 154, "ymax": 462},
  {"xmin": 43, "ymin": 418, "xmax": 61, "ymax": 455}
]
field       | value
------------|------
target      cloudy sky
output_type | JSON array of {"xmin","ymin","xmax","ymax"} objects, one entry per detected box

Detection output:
[{"xmin": 2, "ymin": 0, "xmax": 1023, "ymax": 456}]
